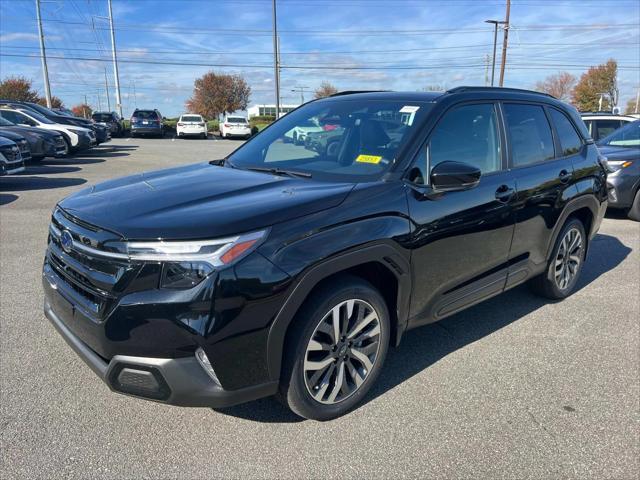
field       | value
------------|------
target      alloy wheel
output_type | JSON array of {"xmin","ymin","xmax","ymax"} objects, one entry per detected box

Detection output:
[
  {"xmin": 303, "ymin": 299, "xmax": 381, "ymax": 405},
  {"xmin": 554, "ymin": 227, "xmax": 583, "ymax": 290}
]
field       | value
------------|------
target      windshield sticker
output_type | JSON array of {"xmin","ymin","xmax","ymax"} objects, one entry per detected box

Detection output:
[
  {"xmin": 399, "ymin": 105, "xmax": 420, "ymax": 113},
  {"xmin": 356, "ymin": 154, "xmax": 383, "ymax": 164}
]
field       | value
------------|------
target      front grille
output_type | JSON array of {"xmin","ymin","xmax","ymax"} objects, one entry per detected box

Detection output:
[
  {"xmin": 46, "ymin": 208, "xmax": 138, "ymax": 319},
  {"xmin": 0, "ymin": 146, "xmax": 21, "ymax": 163}
]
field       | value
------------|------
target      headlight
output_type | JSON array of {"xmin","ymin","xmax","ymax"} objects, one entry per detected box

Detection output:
[{"xmin": 604, "ymin": 160, "xmax": 633, "ymax": 173}]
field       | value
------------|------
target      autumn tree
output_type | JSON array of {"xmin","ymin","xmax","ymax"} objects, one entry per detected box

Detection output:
[
  {"xmin": 314, "ymin": 81, "xmax": 338, "ymax": 99},
  {"xmin": 572, "ymin": 59, "xmax": 619, "ymax": 112},
  {"xmin": 71, "ymin": 104, "xmax": 93, "ymax": 118},
  {"xmin": 534, "ymin": 72, "xmax": 576, "ymax": 101},
  {"xmin": 37, "ymin": 96, "xmax": 64, "ymax": 109},
  {"xmin": 0, "ymin": 76, "xmax": 40, "ymax": 102},
  {"xmin": 625, "ymin": 97, "xmax": 639, "ymax": 115},
  {"xmin": 186, "ymin": 71, "xmax": 251, "ymax": 119}
]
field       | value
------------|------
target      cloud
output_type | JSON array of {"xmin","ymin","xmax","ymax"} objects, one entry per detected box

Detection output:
[{"xmin": 0, "ymin": 33, "xmax": 40, "ymax": 43}]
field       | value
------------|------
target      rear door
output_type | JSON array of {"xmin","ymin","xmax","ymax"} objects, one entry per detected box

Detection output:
[
  {"xmin": 502, "ymin": 102, "xmax": 577, "ymax": 285},
  {"xmin": 405, "ymin": 102, "xmax": 517, "ymax": 323}
]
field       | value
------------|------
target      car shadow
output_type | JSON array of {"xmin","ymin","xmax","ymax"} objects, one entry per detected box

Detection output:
[
  {"xmin": 604, "ymin": 208, "xmax": 630, "ymax": 220},
  {"xmin": 0, "ymin": 176, "xmax": 87, "ymax": 191},
  {"xmin": 214, "ymin": 233, "xmax": 631, "ymax": 423},
  {"xmin": 0, "ymin": 193, "xmax": 18, "ymax": 205},
  {"xmin": 17, "ymin": 165, "xmax": 82, "ymax": 175},
  {"xmin": 43, "ymin": 157, "xmax": 105, "ymax": 165}
]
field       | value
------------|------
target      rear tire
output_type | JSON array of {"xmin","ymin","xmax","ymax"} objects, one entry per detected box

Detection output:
[
  {"xmin": 627, "ymin": 189, "xmax": 640, "ymax": 221},
  {"xmin": 278, "ymin": 275, "xmax": 390, "ymax": 421},
  {"xmin": 529, "ymin": 218, "xmax": 586, "ymax": 300}
]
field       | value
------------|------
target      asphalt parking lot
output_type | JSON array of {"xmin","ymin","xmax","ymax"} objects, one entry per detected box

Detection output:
[{"xmin": 1, "ymin": 137, "xmax": 638, "ymax": 479}]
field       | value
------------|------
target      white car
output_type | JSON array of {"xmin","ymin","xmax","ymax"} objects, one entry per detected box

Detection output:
[
  {"xmin": 284, "ymin": 117, "xmax": 324, "ymax": 145},
  {"xmin": 0, "ymin": 107, "xmax": 95, "ymax": 152},
  {"xmin": 220, "ymin": 115, "xmax": 251, "ymax": 139},
  {"xmin": 176, "ymin": 114, "xmax": 207, "ymax": 139},
  {"xmin": 580, "ymin": 113, "xmax": 636, "ymax": 142},
  {"xmin": 0, "ymin": 136, "xmax": 25, "ymax": 176}
]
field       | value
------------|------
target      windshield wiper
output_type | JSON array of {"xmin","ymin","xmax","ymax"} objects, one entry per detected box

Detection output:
[{"xmin": 246, "ymin": 167, "xmax": 312, "ymax": 178}]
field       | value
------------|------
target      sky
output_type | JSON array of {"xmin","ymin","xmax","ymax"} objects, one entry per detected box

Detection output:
[{"xmin": 0, "ymin": 0, "xmax": 638, "ymax": 118}]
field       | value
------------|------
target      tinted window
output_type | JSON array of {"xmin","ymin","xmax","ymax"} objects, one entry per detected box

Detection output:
[
  {"xmin": 428, "ymin": 103, "xmax": 501, "ymax": 176},
  {"xmin": 92, "ymin": 113, "xmax": 114, "ymax": 122},
  {"xmin": 549, "ymin": 108, "xmax": 582, "ymax": 156},
  {"xmin": 227, "ymin": 117, "xmax": 247, "ymax": 123},
  {"xmin": 598, "ymin": 120, "xmax": 640, "ymax": 148},
  {"xmin": 134, "ymin": 110, "xmax": 159, "ymax": 120},
  {"xmin": 181, "ymin": 115, "xmax": 202, "ymax": 122},
  {"xmin": 504, "ymin": 104, "xmax": 554, "ymax": 167},
  {"xmin": 593, "ymin": 119, "xmax": 622, "ymax": 140}
]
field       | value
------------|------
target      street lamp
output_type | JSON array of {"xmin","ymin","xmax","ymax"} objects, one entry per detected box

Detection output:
[{"xmin": 485, "ymin": 19, "xmax": 506, "ymax": 87}]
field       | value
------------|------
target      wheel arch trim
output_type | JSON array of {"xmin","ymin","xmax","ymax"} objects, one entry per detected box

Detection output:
[
  {"xmin": 545, "ymin": 194, "xmax": 601, "ymax": 261},
  {"xmin": 265, "ymin": 243, "xmax": 411, "ymax": 382}
]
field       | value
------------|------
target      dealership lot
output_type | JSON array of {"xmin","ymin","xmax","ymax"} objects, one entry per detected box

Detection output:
[{"xmin": 1, "ymin": 138, "xmax": 638, "ymax": 478}]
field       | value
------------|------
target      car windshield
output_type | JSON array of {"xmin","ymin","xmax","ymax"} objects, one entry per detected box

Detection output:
[
  {"xmin": 0, "ymin": 116, "xmax": 14, "ymax": 126},
  {"xmin": 228, "ymin": 117, "xmax": 247, "ymax": 123},
  {"xmin": 181, "ymin": 115, "xmax": 202, "ymax": 122},
  {"xmin": 21, "ymin": 109, "xmax": 54, "ymax": 124},
  {"xmin": 24, "ymin": 102, "xmax": 58, "ymax": 117},
  {"xmin": 92, "ymin": 113, "xmax": 113, "ymax": 122},
  {"xmin": 227, "ymin": 99, "xmax": 431, "ymax": 181},
  {"xmin": 597, "ymin": 120, "xmax": 640, "ymax": 148}
]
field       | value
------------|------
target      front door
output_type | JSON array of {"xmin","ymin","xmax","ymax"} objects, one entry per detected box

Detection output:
[{"xmin": 405, "ymin": 102, "xmax": 516, "ymax": 325}]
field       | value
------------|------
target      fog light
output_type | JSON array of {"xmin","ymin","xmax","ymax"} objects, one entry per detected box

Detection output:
[
  {"xmin": 109, "ymin": 364, "xmax": 171, "ymax": 401},
  {"xmin": 195, "ymin": 347, "xmax": 220, "ymax": 385}
]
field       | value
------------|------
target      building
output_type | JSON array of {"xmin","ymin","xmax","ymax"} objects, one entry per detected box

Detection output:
[{"xmin": 247, "ymin": 104, "xmax": 298, "ymax": 118}]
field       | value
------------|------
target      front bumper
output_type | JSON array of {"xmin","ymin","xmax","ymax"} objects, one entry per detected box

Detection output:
[
  {"xmin": 0, "ymin": 160, "xmax": 25, "ymax": 176},
  {"xmin": 606, "ymin": 174, "xmax": 639, "ymax": 209},
  {"xmin": 44, "ymin": 297, "xmax": 278, "ymax": 408}
]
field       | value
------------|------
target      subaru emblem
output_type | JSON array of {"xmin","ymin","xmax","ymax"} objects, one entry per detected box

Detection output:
[{"xmin": 60, "ymin": 230, "xmax": 73, "ymax": 253}]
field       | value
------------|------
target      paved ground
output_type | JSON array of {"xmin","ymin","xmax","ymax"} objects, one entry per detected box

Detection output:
[{"xmin": 1, "ymin": 137, "xmax": 639, "ymax": 479}]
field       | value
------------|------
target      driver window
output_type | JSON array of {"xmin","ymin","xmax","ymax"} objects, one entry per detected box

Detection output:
[{"xmin": 409, "ymin": 104, "xmax": 501, "ymax": 185}]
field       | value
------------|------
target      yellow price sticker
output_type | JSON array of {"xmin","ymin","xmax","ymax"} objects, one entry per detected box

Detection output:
[{"xmin": 355, "ymin": 154, "xmax": 383, "ymax": 164}]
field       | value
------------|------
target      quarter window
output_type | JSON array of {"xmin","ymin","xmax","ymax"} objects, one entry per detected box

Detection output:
[
  {"xmin": 503, "ymin": 104, "xmax": 555, "ymax": 167},
  {"xmin": 549, "ymin": 108, "xmax": 582, "ymax": 156},
  {"xmin": 428, "ymin": 103, "xmax": 501, "ymax": 176},
  {"xmin": 592, "ymin": 119, "xmax": 622, "ymax": 140}
]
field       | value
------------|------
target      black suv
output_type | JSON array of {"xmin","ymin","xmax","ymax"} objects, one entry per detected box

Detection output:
[{"xmin": 43, "ymin": 88, "xmax": 607, "ymax": 420}]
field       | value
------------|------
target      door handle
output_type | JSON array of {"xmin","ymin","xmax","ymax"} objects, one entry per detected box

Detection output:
[
  {"xmin": 558, "ymin": 169, "xmax": 572, "ymax": 183},
  {"xmin": 495, "ymin": 184, "xmax": 515, "ymax": 203}
]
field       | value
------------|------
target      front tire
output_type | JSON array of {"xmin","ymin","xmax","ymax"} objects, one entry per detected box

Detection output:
[
  {"xmin": 529, "ymin": 218, "xmax": 586, "ymax": 299},
  {"xmin": 627, "ymin": 189, "xmax": 640, "ymax": 221},
  {"xmin": 279, "ymin": 276, "xmax": 390, "ymax": 420}
]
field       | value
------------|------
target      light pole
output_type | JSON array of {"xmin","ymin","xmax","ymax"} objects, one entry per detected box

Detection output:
[
  {"xmin": 272, "ymin": 0, "xmax": 280, "ymax": 118},
  {"xmin": 107, "ymin": 0, "xmax": 123, "ymax": 117},
  {"xmin": 35, "ymin": 0, "xmax": 52, "ymax": 107},
  {"xmin": 498, "ymin": 0, "xmax": 511, "ymax": 87},
  {"xmin": 485, "ymin": 19, "xmax": 506, "ymax": 87}
]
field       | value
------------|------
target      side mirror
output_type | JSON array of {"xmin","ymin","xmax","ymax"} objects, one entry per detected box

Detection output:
[{"xmin": 430, "ymin": 161, "xmax": 481, "ymax": 192}]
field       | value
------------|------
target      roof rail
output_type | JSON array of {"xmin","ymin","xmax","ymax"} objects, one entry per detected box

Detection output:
[
  {"xmin": 329, "ymin": 90, "xmax": 388, "ymax": 97},
  {"xmin": 446, "ymin": 86, "xmax": 556, "ymax": 99}
]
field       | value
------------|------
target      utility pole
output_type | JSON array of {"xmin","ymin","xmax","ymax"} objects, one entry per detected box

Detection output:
[
  {"xmin": 498, "ymin": 0, "xmax": 511, "ymax": 87},
  {"xmin": 635, "ymin": 87, "xmax": 639, "ymax": 113},
  {"xmin": 484, "ymin": 19, "xmax": 505, "ymax": 87},
  {"xmin": 84, "ymin": 94, "xmax": 88, "ymax": 119},
  {"xmin": 291, "ymin": 86, "xmax": 311, "ymax": 104},
  {"xmin": 107, "ymin": 0, "xmax": 123, "ymax": 118},
  {"xmin": 35, "ymin": 0, "xmax": 52, "ymax": 108},
  {"xmin": 272, "ymin": 0, "xmax": 280, "ymax": 118},
  {"xmin": 104, "ymin": 68, "xmax": 111, "ymax": 111},
  {"xmin": 484, "ymin": 54, "xmax": 490, "ymax": 86}
]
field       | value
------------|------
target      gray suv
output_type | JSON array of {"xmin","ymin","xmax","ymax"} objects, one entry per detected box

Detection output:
[{"xmin": 598, "ymin": 120, "xmax": 640, "ymax": 220}]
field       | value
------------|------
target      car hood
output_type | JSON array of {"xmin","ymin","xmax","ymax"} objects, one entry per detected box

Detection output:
[
  {"xmin": 597, "ymin": 145, "xmax": 640, "ymax": 161},
  {"xmin": 59, "ymin": 162, "xmax": 355, "ymax": 240},
  {"xmin": 1, "ymin": 126, "xmax": 51, "ymax": 141}
]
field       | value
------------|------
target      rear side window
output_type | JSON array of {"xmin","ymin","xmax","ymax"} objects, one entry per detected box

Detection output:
[
  {"xmin": 549, "ymin": 108, "xmax": 582, "ymax": 156},
  {"xmin": 504, "ymin": 104, "xmax": 554, "ymax": 167},
  {"xmin": 134, "ymin": 110, "xmax": 159, "ymax": 120},
  {"xmin": 593, "ymin": 120, "xmax": 621, "ymax": 140}
]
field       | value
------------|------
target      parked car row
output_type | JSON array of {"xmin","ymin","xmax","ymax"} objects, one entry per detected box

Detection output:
[{"xmin": 0, "ymin": 99, "xmax": 113, "ymax": 176}]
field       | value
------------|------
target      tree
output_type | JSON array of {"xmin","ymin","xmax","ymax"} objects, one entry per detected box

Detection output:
[
  {"xmin": 0, "ymin": 76, "xmax": 40, "ymax": 102},
  {"xmin": 572, "ymin": 59, "xmax": 619, "ymax": 112},
  {"xmin": 71, "ymin": 103, "xmax": 92, "ymax": 118},
  {"xmin": 314, "ymin": 81, "xmax": 338, "ymax": 99},
  {"xmin": 37, "ymin": 96, "xmax": 64, "ymax": 109},
  {"xmin": 186, "ymin": 71, "xmax": 251, "ymax": 119},
  {"xmin": 625, "ymin": 97, "xmax": 639, "ymax": 115},
  {"xmin": 534, "ymin": 72, "xmax": 576, "ymax": 101}
]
